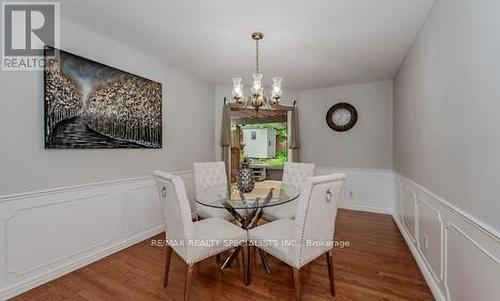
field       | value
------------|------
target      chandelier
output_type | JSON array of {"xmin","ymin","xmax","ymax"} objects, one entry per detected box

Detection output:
[{"xmin": 231, "ymin": 32, "xmax": 283, "ymax": 111}]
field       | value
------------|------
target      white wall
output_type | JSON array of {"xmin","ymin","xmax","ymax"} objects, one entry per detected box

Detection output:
[
  {"xmin": 393, "ymin": 0, "xmax": 500, "ymax": 232},
  {"xmin": 242, "ymin": 128, "xmax": 275, "ymax": 158},
  {"xmin": 0, "ymin": 18, "xmax": 214, "ymax": 299},
  {"xmin": 298, "ymin": 80, "xmax": 393, "ymax": 169},
  {"xmin": 214, "ymin": 82, "xmax": 395, "ymax": 215},
  {"xmin": 393, "ymin": 0, "xmax": 500, "ymax": 299},
  {"xmin": 215, "ymin": 81, "xmax": 393, "ymax": 169},
  {"xmin": 0, "ymin": 18, "xmax": 215, "ymax": 195}
]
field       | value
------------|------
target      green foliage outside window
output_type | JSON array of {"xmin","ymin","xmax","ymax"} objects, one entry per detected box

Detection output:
[{"xmin": 247, "ymin": 124, "xmax": 288, "ymax": 167}]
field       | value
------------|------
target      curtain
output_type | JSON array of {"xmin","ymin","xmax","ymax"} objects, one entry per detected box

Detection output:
[
  {"xmin": 289, "ymin": 105, "xmax": 300, "ymax": 162},
  {"xmin": 221, "ymin": 103, "xmax": 231, "ymax": 188}
]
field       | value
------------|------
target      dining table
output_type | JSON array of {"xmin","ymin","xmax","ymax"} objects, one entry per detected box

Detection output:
[{"xmin": 195, "ymin": 181, "xmax": 299, "ymax": 277}]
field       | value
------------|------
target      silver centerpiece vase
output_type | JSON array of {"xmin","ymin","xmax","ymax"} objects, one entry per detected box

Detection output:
[{"xmin": 237, "ymin": 158, "xmax": 255, "ymax": 193}]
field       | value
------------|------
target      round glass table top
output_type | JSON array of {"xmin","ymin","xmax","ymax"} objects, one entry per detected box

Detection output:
[{"xmin": 195, "ymin": 182, "xmax": 299, "ymax": 210}]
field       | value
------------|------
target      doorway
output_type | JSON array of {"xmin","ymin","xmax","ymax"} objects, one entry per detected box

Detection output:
[{"xmin": 229, "ymin": 108, "xmax": 289, "ymax": 183}]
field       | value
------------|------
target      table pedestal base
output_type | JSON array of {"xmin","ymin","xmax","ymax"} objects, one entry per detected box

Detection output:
[
  {"xmin": 220, "ymin": 204, "xmax": 272, "ymax": 277},
  {"xmin": 221, "ymin": 247, "xmax": 271, "ymax": 274}
]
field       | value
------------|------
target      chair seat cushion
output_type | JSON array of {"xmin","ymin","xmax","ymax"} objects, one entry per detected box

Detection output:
[
  {"xmin": 248, "ymin": 218, "xmax": 298, "ymax": 268},
  {"xmin": 197, "ymin": 205, "xmax": 235, "ymax": 221},
  {"xmin": 182, "ymin": 218, "xmax": 246, "ymax": 264},
  {"xmin": 262, "ymin": 201, "xmax": 296, "ymax": 221}
]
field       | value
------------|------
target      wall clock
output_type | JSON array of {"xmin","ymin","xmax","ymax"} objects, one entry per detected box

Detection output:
[{"xmin": 326, "ymin": 102, "xmax": 358, "ymax": 132}]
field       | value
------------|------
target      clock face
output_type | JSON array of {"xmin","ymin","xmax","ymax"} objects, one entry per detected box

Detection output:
[
  {"xmin": 326, "ymin": 102, "xmax": 358, "ymax": 132},
  {"xmin": 332, "ymin": 108, "xmax": 352, "ymax": 126}
]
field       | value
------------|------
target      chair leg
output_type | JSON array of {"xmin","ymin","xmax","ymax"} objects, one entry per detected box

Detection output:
[
  {"xmin": 242, "ymin": 245, "xmax": 251, "ymax": 285},
  {"xmin": 184, "ymin": 263, "xmax": 195, "ymax": 301},
  {"xmin": 163, "ymin": 245, "xmax": 172, "ymax": 287},
  {"xmin": 292, "ymin": 267, "xmax": 301, "ymax": 301},
  {"xmin": 326, "ymin": 250, "xmax": 335, "ymax": 296}
]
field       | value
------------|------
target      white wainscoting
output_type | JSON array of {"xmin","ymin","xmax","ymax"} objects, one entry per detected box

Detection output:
[
  {"xmin": 2, "ymin": 168, "xmax": 498, "ymax": 300},
  {"xmin": 394, "ymin": 174, "xmax": 500, "ymax": 301},
  {"xmin": 0, "ymin": 170, "xmax": 193, "ymax": 300},
  {"xmin": 316, "ymin": 167, "xmax": 394, "ymax": 214}
]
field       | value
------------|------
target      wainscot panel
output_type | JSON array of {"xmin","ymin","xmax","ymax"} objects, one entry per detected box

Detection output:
[
  {"xmin": 0, "ymin": 170, "xmax": 191, "ymax": 300},
  {"xmin": 394, "ymin": 174, "xmax": 500, "ymax": 301},
  {"xmin": 316, "ymin": 167, "xmax": 394, "ymax": 214}
]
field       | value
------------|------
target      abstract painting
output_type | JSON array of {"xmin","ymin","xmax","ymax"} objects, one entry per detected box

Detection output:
[{"xmin": 44, "ymin": 46, "xmax": 162, "ymax": 148}]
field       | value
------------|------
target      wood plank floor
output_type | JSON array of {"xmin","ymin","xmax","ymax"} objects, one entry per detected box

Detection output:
[{"xmin": 13, "ymin": 210, "xmax": 433, "ymax": 300}]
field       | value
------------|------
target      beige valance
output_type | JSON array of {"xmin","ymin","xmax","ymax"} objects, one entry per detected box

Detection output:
[
  {"xmin": 289, "ymin": 105, "xmax": 300, "ymax": 162},
  {"xmin": 221, "ymin": 102, "xmax": 231, "ymax": 186}
]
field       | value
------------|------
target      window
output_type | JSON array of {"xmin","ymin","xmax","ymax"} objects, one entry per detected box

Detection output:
[{"xmin": 251, "ymin": 131, "xmax": 257, "ymax": 140}]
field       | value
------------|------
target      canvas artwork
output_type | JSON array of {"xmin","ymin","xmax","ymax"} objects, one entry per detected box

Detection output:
[{"xmin": 44, "ymin": 47, "xmax": 162, "ymax": 148}]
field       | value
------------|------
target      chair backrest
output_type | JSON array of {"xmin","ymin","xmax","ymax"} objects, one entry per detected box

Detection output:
[
  {"xmin": 180, "ymin": 175, "xmax": 199, "ymax": 220},
  {"xmin": 193, "ymin": 161, "xmax": 228, "ymax": 199},
  {"xmin": 291, "ymin": 173, "xmax": 346, "ymax": 268},
  {"xmin": 282, "ymin": 162, "xmax": 315, "ymax": 191},
  {"xmin": 153, "ymin": 171, "xmax": 193, "ymax": 260}
]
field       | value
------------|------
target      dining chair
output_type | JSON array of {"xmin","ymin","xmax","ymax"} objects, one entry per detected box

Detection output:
[
  {"xmin": 153, "ymin": 171, "xmax": 248, "ymax": 301},
  {"xmin": 193, "ymin": 161, "xmax": 234, "ymax": 221},
  {"xmin": 262, "ymin": 162, "xmax": 315, "ymax": 221},
  {"xmin": 248, "ymin": 173, "xmax": 346, "ymax": 300}
]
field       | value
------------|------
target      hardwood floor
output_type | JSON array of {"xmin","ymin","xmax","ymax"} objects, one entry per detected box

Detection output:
[{"xmin": 13, "ymin": 210, "xmax": 433, "ymax": 300}]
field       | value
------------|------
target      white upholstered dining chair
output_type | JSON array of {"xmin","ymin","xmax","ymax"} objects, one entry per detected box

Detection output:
[
  {"xmin": 153, "ymin": 171, "xmax": 247, "ymax": 300},
  {"xmin": 262, "ymin": 162, "xmax": 315, "ymax": 221},
  {"xmin": 193, "ymin": 161, "xmax": 234, "ymax": 221},
  {"xmin": 248, "ymin": 173, "xmax": 346, "ymax": 300}
]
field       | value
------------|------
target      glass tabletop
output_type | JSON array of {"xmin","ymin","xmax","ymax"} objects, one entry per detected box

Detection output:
[{"xmin": 195, "ymin": 182, "xmax": 299, "ymax": 210}]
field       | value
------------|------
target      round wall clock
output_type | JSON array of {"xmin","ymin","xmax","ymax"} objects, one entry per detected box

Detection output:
[{"xmin": 326, "ymin": 102, "xmax": 358, "ymax": 132}]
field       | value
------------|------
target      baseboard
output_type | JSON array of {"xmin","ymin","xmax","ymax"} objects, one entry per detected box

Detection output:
[
  {"xmin": 0, "ymin": 225, "xmax": 164, "ymax": 300},
  {"xmin": 339, "ymin": 202, "xmax": 393, "ymax": 215}
]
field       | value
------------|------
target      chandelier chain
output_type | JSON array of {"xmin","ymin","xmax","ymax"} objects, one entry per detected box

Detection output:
[{"xmin": 255, "ymin": 39, "xmax": 260, "ymax": 74}]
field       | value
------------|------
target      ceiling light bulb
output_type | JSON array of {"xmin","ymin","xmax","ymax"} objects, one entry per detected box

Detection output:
[
  {"xmin": 232, "ymin": 77, "xmax": 244, "ymax": 102},
  {"xmin": 271, "ymin": 77, "xmax": 283, "ymax": 103},
  {"xmin": 251, "ymin": 73, "xmax": 263, "ymax": 97}
]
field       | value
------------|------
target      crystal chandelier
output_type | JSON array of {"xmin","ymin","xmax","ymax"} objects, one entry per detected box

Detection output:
[{"xmin": 231, "ymin": 32, "xmax": 283, "ymax": 111}]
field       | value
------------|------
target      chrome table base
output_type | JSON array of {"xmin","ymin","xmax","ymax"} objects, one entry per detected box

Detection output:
[{"xmin": 220, "ymin": 190, "xmax": 274, "ymax": 278}]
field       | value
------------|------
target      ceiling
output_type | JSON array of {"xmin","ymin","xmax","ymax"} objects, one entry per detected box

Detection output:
[{"xmin": 62, "ymin": 0, "xmax": 434, "ymax": 90}]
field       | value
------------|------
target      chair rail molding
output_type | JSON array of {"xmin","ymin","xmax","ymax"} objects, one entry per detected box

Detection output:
[
  {"xmin": 1, "ymin": 168, "xmax": 498, "ymax": 300},
  {"xmin": 0, "ymin": 170, "xmax": 191, "ymax": 300},
  {"xmin": 394, "ymin": 173, "xmax": 500, "ymax": 301}
]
